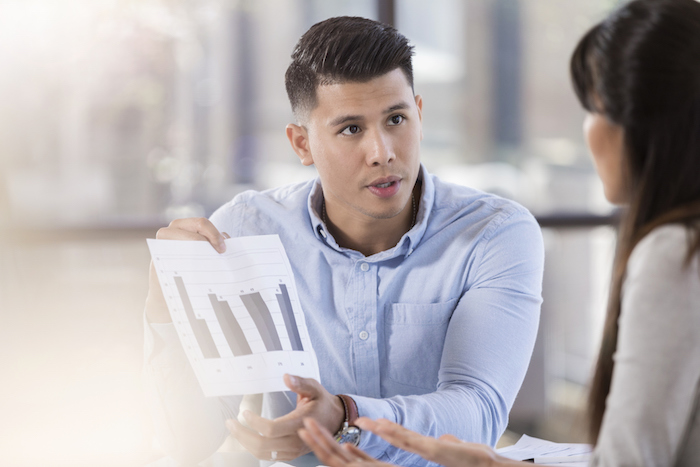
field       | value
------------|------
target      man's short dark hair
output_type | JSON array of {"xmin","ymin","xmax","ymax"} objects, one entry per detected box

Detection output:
[{"xmin": 285, "ymin": 16, "xmax": 415, "ymax": 122}]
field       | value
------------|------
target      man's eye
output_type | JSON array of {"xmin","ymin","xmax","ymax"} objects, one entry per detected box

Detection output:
[
  {"xmin": 388, "ymin": 115, "xmax": 404, "ymax": 125},
  {"xmin": 341, "ymin": 125, "xmax": 361, "ymax": 135}
]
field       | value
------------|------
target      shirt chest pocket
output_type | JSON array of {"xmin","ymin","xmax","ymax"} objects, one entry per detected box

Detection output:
[{"xmin": 383, "ymin": 298, "xmax": 458, "ymax": 392}]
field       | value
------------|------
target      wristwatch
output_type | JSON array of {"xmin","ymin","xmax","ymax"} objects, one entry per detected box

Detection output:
[{"xmin": 334, "ymin": 394, "xmax": 361, "ymax": 446}]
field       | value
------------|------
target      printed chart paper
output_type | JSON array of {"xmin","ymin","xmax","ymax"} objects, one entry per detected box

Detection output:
[{"xmin": 147, "ymin": 235, "xmax": 320, "ymax": 396}]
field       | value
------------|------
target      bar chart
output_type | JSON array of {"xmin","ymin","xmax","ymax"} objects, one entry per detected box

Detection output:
[{"xmin": 147, "ymin": 235, "xmax": 319, "ymax": 396}]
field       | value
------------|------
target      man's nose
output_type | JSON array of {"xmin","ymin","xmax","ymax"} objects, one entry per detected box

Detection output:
[{"xmin": 365, "ymin": 131, "xmax": 396, "ymax": 166}]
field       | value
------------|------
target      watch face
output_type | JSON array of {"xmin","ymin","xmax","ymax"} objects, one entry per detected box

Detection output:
[{"xmin": 335, "ymin": 425, "xmax": 362, "ymax": 447}]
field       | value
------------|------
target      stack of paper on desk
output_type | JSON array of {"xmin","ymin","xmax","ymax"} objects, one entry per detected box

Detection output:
[{"xmin": 496, "ymin": 434, "xmax": 593, "ymax": 465}]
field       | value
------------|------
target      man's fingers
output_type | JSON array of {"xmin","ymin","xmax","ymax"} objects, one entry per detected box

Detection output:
[
  {"xmin": 226, "ymin": 417, "xmax": 305, "ymax": 459},
  {"xmin": 159, "ymin": 217, "xmax": 227, "ymax": 253},
  {"xmin": 240, "ymin": 409, "xmax": 300, "ymax": 439},
  {"xmin": 238, "ymin": 375, "xmax": 343, "ymax": 444},
  {"xmin": 241, "ymin": 406, "xmax": 308, "ymax": 439},
  {"xmin": 240, "ymin": 410, "xmax": 269, "ymax": 434},
  {"xmin": 171, "ymin": 217, "xmax": 227, "ymax": 252},
  {"xmin": 261, "ymin": 411, "xmax": 305, "ymax": 438}
]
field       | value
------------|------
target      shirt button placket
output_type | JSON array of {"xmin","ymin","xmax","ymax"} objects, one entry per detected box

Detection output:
[
  {"xmin": 355, "ymin": 260, "xmax": 381, "ymax": 397},
  {"xmin": 358, "ymin": 263, "xmax": 370, "ymax": 349}
]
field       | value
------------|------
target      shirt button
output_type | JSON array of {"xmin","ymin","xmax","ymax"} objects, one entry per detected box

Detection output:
[
  {"xmin": 359, "ymin": 331, "xmax": 369, "ymax": 340},
  {"xmin": 360, "ymin": 262, "xmax": 369, "ymax": 272},
  {"xmin": 319, "ymin": 229, "xmax": 327, "ymax": 238}
]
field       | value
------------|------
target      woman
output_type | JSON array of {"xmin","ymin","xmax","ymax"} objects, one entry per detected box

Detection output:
[{"xmin": 298, "ymin": 0, "xmax": 700, "ymax": 465}]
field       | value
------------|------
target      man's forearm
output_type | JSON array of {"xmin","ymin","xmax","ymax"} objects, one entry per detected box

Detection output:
[{"xmin": 143, "ymin": 316, "xmax": 239, "ymax": 463}]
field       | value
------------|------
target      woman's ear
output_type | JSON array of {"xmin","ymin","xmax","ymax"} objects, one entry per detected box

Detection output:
[{"xmin": 286, "ymin": 124, "xmax": 314, "ymax": 166}]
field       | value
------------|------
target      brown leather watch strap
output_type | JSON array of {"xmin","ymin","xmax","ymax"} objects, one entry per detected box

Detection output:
[{"xmin": 337, "ymin": 394, "xmax": 359, "ymax": 427}]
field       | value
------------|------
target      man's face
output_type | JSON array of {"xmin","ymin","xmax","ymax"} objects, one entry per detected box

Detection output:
[{"xmin": 296, "ymin": 68, "xmax": 423, "ymax": 225}]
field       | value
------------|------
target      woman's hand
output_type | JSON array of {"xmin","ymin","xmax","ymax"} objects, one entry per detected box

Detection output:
[
  {"xmin": 300, "ymin": 415, "xmax": 511, "ymax": 467},
  {"xmin": 355, "ymin": 417, "xmax": 500, "ymax": 467},
  {"xmin": 299, "ymin": 417, "xmax": 394, "ymax": 467}
]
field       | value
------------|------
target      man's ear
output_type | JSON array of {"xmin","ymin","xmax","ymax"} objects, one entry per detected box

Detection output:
[
  {"xmin": 286, "ymin": 124, "xmax": 314, "ymax": 166},
  {"xmin": 415, "ymin": 94, "xmax": 424, "ymax": 141}
]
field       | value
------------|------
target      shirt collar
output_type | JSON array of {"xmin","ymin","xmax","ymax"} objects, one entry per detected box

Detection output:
[{"xmin": 307, "ymin": 163, "xmax": 435, "ymax": 259}]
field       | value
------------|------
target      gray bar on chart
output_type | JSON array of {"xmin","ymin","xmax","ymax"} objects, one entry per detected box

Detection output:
[
  {"xmin": 276, "ymin": 284, "xmax": 303, "ymax": 351},
  {"xmin": 174, "ymin": 276, "xmax": 220, "ymax": 359},
  {"xmin": 208, "ymin": 294, "xmax": 253, "ymax": 357},
  {"xmin": 240, "ymin": 292, "xmax": 283, "ymax": 352}
]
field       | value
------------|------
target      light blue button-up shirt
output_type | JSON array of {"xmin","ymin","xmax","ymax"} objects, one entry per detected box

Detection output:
[{"xmin": 144, "ymin": 165, "xmax": 544, "ymax": 467}]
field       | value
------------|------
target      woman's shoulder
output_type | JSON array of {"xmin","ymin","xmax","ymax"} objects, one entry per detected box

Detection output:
[
  {"xmin": 629, "ymin": 223, "xmax": 696, "ymax": 274},
  {"xmin": 624, "ymin": 223, "xmax": 700, "ymax": 324}
]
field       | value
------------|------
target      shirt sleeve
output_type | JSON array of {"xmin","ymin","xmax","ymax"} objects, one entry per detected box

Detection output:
[
  {"xmin": 592, "ymin": 226, "xmax": 700, "ymax": 466},
  {"xmin": 351, "ymin": 209, "xmax": 544, "ymax": 465}
]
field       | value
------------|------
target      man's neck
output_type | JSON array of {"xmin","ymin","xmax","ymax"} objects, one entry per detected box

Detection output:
[{"xmin": 323, "ymin": 186, "xmax": 418, "ymax": 257}]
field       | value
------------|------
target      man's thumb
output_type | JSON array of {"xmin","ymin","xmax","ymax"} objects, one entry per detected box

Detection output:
[{"xmin": 284, "ymin": 373, "xmax": 319, "ymax": 398}]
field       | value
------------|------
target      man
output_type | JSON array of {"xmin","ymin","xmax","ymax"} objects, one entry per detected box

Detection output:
[{"xmin": 144, "ymin": 16, "xmax": 543, "ymax": 467}]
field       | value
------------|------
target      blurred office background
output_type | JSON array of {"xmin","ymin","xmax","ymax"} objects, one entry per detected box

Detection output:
[{"xmin": 0, "ymin": 0, "xmax": 621, "ymax": 465}]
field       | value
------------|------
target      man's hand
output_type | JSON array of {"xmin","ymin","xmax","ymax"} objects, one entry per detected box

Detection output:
[
  {"xmin": 145, "ymin": 217, "xmax": 229, "ymax": 323},
  {"xmin": 226, "ymin": 374, "xmax": 345, "ymax": 462}
]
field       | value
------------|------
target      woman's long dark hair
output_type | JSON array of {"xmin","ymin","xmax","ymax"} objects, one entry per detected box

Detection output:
[{"xmin": 570, "ymin": 0, "xmax": 700, "ymax": 443}]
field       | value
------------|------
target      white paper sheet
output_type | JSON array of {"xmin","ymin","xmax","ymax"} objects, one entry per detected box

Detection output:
[
  {"xmin": 497, "ymin": 434, "xmax": 593, "ymax": 465},
  {"xmin": 147, "ymin": 235, "xmax": 320, "ymax": 396}
]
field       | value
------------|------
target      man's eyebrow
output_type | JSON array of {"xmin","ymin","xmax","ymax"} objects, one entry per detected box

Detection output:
[
  {"xmin": 328, "ymin": 102, "xmax": 412, "ymax": 128},
  {"xmin": 385, "ymin": 102, "xmax": 410, "ymax": 114},
  {"xmin": 329, "ymin": 114, "xmax": 363, "ymax": 127}
]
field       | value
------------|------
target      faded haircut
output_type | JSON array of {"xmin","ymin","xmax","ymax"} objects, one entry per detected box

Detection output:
[{"xmin": 284, "ymin": 16, "xmax": 414, "ymax": 122}]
